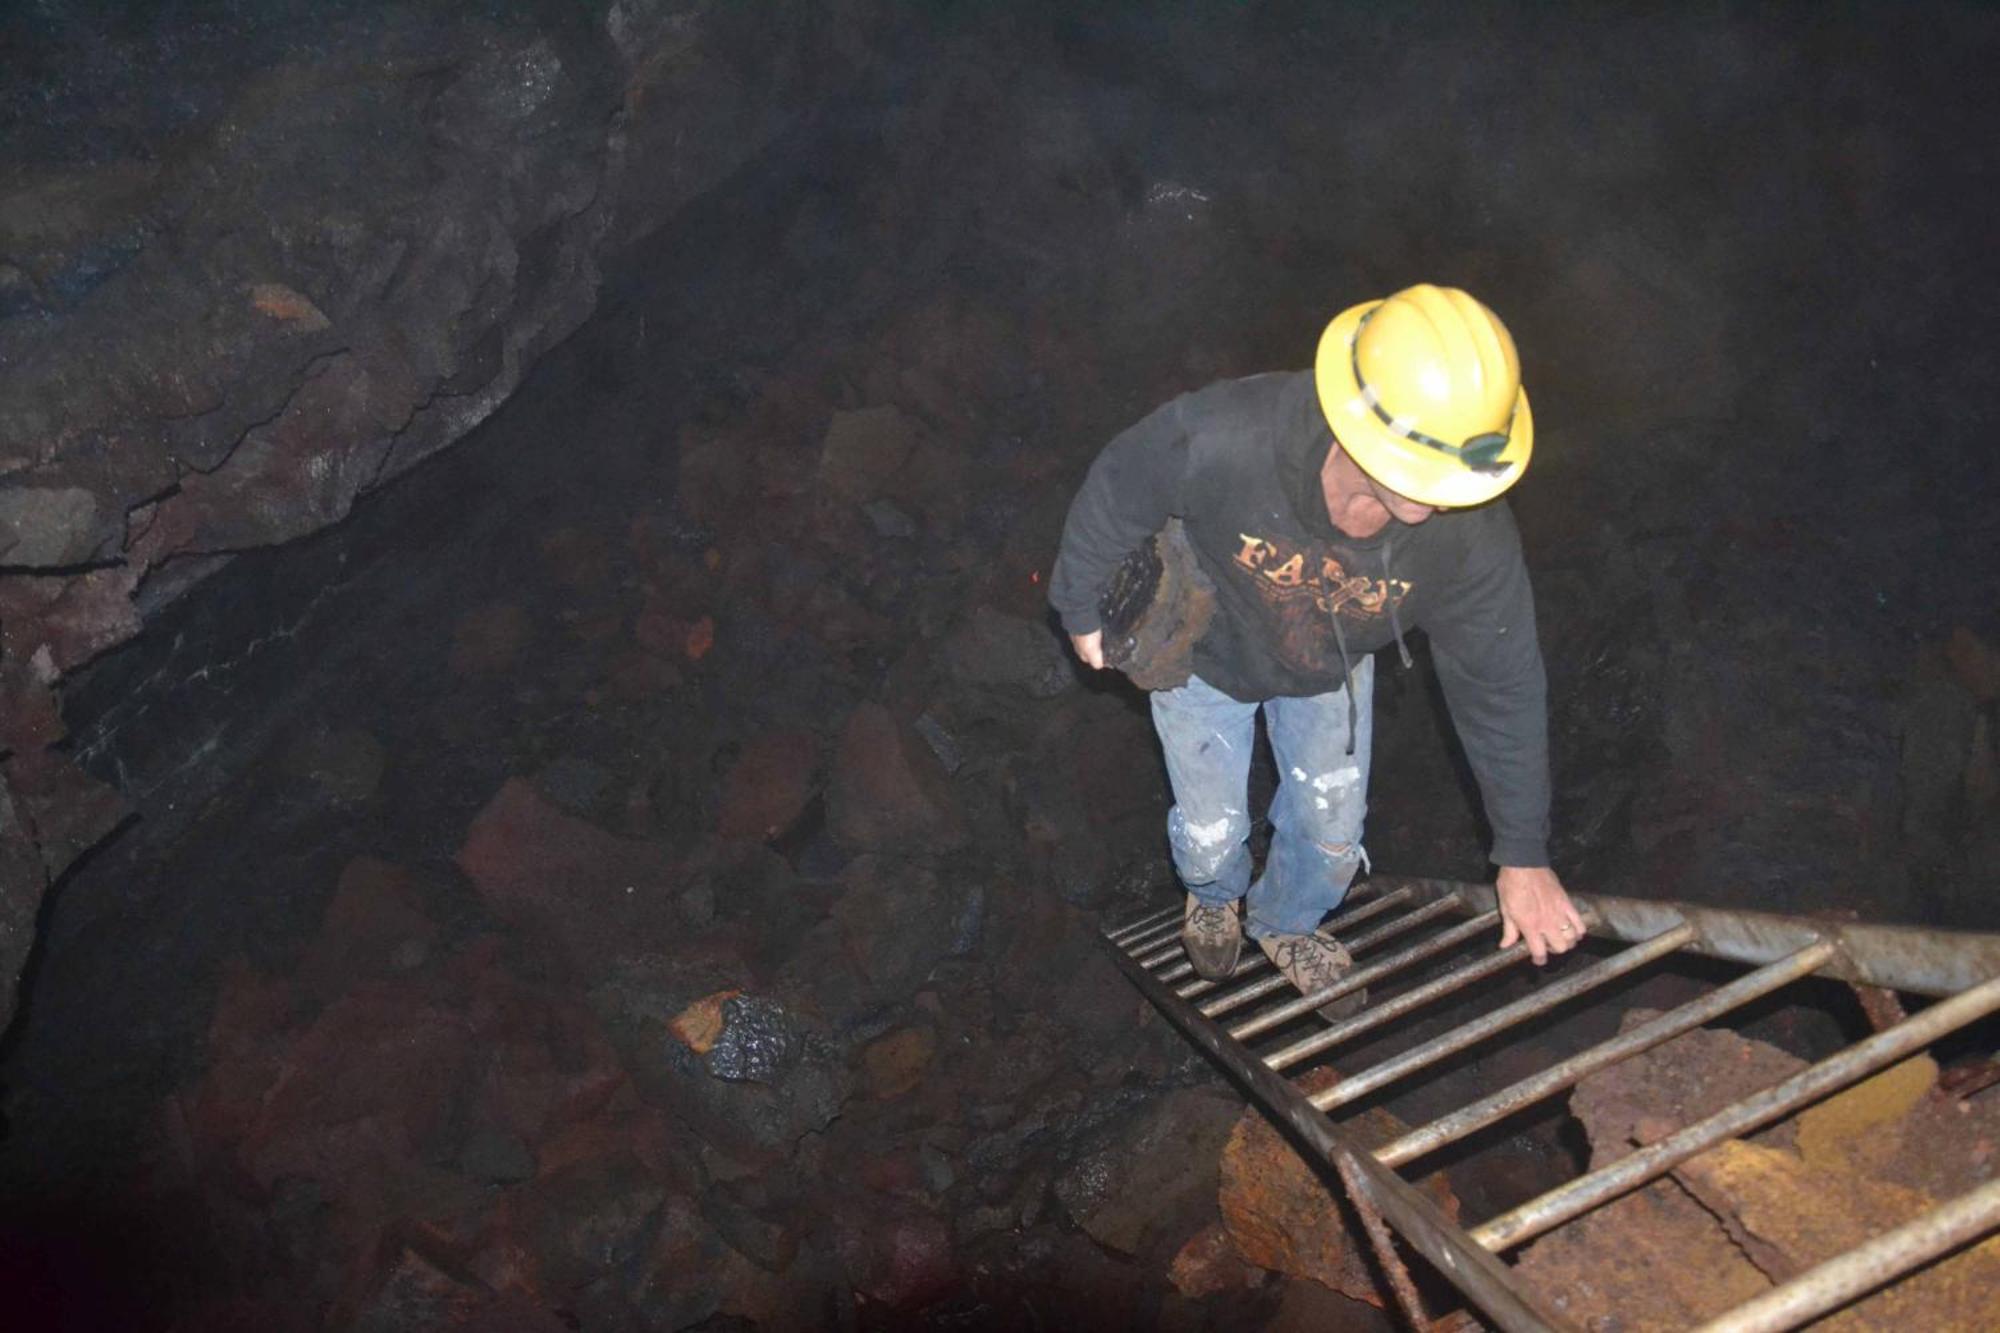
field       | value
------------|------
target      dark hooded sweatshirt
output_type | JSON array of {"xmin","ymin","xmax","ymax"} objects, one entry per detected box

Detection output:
[{"xmin": 1049, "ymin": 371, "xmax": 1550, "ymax": 869}]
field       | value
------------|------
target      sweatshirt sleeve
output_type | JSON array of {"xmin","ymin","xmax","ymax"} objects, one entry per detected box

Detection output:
[
  {"xmin": 1424, "ymin": 503, "xmax": 1552, "ymax": 868},
  {"xmin": 1046, "ymin": 396, "xmax": 1193, "ymax": 635}
]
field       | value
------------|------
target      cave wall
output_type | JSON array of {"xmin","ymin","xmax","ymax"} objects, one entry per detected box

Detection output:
[
  {"xmin": 0, "ymin": 0, "xmax": 891, "ymax": 1031},
  {"xmin": 4, "ymin": 0, "xmax": 1999, "ymax": 1046}
]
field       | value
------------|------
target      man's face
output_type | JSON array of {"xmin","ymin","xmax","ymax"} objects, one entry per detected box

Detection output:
[
  {"xmin": 1322, "ymin": 442, "xmax": 1438, "ymax": 538},
  {"xmin": 1364, "ymin": 473, "xmax": 1438, "ymax": 528}
]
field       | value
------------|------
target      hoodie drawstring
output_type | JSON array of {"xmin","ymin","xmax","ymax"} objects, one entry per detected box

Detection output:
[
  {"xmin": 1328, "ymin": 609, "xmax": 1358, "ymax": 756},
  {"xmin": 1385, "ymin": 537, "xmax": 1414, "ymax": 670},
  {"xmin": 1328, "ymin": 539, "xmax": 1413, "ymax": 756}
]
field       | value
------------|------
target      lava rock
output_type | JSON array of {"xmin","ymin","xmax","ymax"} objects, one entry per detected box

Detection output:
[
  {"xmin": 0, "ymin": 486, "xmax": 111, "ymax": 566},
  {"xmin": 943, "ymin": 605, "xmax": 1076, "ymax": 700},
  {"xmin": 834, "ymin": 1202, "xmax": 956, "ymax": 1312},
  {"xmin": 1167, "ymin": 1222, "xmax": 1263, "ymax": 1300},
  {"xmin": 450, "ymin": 603, "xmax": 533, "ymax": 677},
  {"xmin": 827, "ymin": 703, "xmax": 969, "ymax": 854},
  {"xmin": 455, "ymin": 778, "xmax": 679, "ymax": 971},
  {"xmin": 621, "ymin": 1193, "xmax": 738, "ymax": 1330},
  {"xmin": 700, "ymin": 1178, "xmax": 800, "ymax": 1273},
  {"xmin": 237, "ymin": 981, "xmax": 474, "ymax": 1196},
  {"xmin": 832, "ymin": 856, "xmax": 970, "ymax": 998},
  {"xmin": 1218, "ymin": 1067, "xmax": 1459, "ymax": 1306},
  {"xmin": 859, "ymin": 1025, "xmax": 938, "ymax": 1101},
  {"xmin": 456, "ymin": 1128, "xmax": 536, "ymax": 1187},
  {"xmin": 716, "ymin": 728, "xmax": 820, "ymax": 842},
  {"xmin": 1053, "ymin": 1087, "xmax": 1241, "ymax": 1259},
  {"xmin": 518, "ymin": 1151, "xmax": 668, "ymax": 1294},
  {"xmin": 704, "ymin": 994, "xmax": 802, "ymax": 1084},
  {"xmin": 296, "ymin": 857, "xmax": 438, "ymax": 1002},
  {"xmin": 817, "ymin": 405, "xmax": 920, "ymax": 505},
  {"xmin": 347, "ymin": 1246, "xmax": 487, "ymax": 1333},
  {"xmin": 624, "ymin": 989, "xmax": 853, "ymax": 1164}
]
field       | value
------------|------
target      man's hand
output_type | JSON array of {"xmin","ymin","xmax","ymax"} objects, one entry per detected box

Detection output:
[
  {"xmin": 1495, "ymin": 865, "xmax": 1586, "ymax": 965},
  {"xmin": 1070, "ymin": 629, "xmax": 1106, "ymax": 670}
]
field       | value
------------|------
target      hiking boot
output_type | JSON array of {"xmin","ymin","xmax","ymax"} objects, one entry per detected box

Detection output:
[
  {"xmin": 1181, "ymin": 894, "xmax": 1243, "ymax": 981},
  {"xmin": 1258, "ymin": 929, "xmax": 1367, "ymax": 1022}
]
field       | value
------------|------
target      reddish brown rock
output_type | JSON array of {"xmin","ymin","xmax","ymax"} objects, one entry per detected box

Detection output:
[
  {"xmin": 817, "ymin": 405, "xmax": 920, "ymax": 504},
  {"xmin": 716, "ymin": 729, "xmax": 818, "ymax": 841},
  {"xmin": 837, "ymin": 1202, "xmax": 956, "ymax": 1311},
  {"xmin": 632, "ymin": 595, "xmax": 714, "ymax": 662},
  {"xmin": 1517, "ymin": 1025, "xmax": 2000, "ymax": 1331},
  {"xmin": 1514, "ymin": 1173, "xmax": 1771, "ymax": 1331},
  {"xmin": 676, "ymin": 421, "xmax": 754, "ymax": 526},
  {"xmin": 1676, "ymin": 1140, "xmax": 2000, "ymax": 1330},
  {"xmin": 1945, "ymin": 626, "xmax": 1998, "ymax": 702},
  {"xmin": 827, "ymin": 703, "xmax": 968, "ymax": 854},
  {"xmin": 859, "ymin": 1025, "xmax": 937, "ymax": 1101},
  {"xmin": 1569, "ymin": 1011, "xmax": 1807, "ymax": 1166},
  {"xmin": 454, "ymin": 949, "xmax": 630, "ymax": 1148},
  {"xmin": 1218, "ymin": 1068, "xmax": 1458, "ymax": 1306},
  {"xmin": 667, "ymin": 989, "xmax": 744, "ymax": 1056},
  {"xmin": 0, "ymin": 567, "xmax": 141, "ymax": 675},
  {"xmin": 603, "ymin": 648, "xmax": 683, "ymax": 699},
  {"xmin": 514, "ymin": 1151, "xmax": 668, "ymax": 1294},
  {"xmin": 343, "ymin": 1246, "xmax": 486, "ymax": 1331},
  {"xmin": 297, "ymin": 857, "xmax": 438, "ymax": 1003},
  {"xmin": 537, "ymin": 527, "xmax": 613, "ymax": 593},
  {"xmin": 3, "ymin": 742, "xmax": 127, "ymax": 879},
  {"xmin": 188, "ymin": 960, "xmax": 299, "ymax": 1154},
  {"xmin": 249, "ymin": 282, "xmax": 330, "ymax": 329},
  {"xmin": 1055, "ymin": 1087, "xmax": 1243, "ymax": 1259},
  {"xmin": 1168, "ymin": 1222, "xmax": 1262, "ymax": 1299},
  {"xmin": 238, "ymin": 980, "xmax": 473, "ymax": 1196},
  {"xmin": 449, "ymin": 602, "xmax": 530, "ymax": 677},
  {"xmin": 832, "ymin": 857, "xmax": 963, "ymax": 996},
  {"xmin": 624, "ymin": 1193, "xmax": 739, "ymax": 1330},
  {"xmin": 454, "ymin": 778, "xmax": 678, "ymax": 967}
]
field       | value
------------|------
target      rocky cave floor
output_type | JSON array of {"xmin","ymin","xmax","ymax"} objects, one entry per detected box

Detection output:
[{"xmin": 2, "ymin": 5, "xmax": 1998, "ymax": 1331}]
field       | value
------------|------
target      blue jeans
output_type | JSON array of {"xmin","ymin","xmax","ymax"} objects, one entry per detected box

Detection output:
[{"xmin": 1150, "ymin": 658, "xmax": 1373, "ymax": 940}]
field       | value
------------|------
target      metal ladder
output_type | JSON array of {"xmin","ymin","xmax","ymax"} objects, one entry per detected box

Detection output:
[{"xmin": 1102, "ymin": 877, "xmax": 2000, "ymax": 1332}]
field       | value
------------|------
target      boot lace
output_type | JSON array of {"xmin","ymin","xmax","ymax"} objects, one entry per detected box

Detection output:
[
  {"xmin": 1187, "ymin": 900, "xmax": 1235, "ymax": 940},
  {"xmin": 1268, "ymin": 934, "xmax": 1351, "ymax": 995}
]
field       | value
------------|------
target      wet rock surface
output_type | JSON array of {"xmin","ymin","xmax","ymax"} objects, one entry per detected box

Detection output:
[{"xmin": 0, "ymin": 3, "xmax": 1996, "ymax": 1330}]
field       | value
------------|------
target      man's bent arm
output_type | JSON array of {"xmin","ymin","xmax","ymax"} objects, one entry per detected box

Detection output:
[
  {"xmin": 1426, "ymin": 504, "xmax": 1552, "ymax": 869},
  {"xmin": 1047, "ymin": 397, "xmax": 1193, "ymax": 637}
]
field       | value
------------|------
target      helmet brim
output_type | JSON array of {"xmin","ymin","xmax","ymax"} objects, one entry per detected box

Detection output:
[{"xmin": 1313, "ymin": 300, "xmax": 1534, "ymax": 509}]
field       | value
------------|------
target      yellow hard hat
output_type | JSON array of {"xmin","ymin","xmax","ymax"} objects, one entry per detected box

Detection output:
[{"xmin": 1313, "ymin": 283, "xmax": 1533, "ymax": 508}]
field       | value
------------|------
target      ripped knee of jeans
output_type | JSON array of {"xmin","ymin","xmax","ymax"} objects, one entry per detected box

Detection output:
[{"xmin": 1311, "ymin": 839, "xmax": 1370, "ymax": 875}]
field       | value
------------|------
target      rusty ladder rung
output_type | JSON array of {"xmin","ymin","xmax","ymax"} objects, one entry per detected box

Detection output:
[{"xmin": 1101, "ymin": 876, "xmax": 2000, "ymax": 1333}]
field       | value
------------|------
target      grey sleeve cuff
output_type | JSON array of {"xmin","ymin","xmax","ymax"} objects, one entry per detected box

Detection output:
[
  {"xmin": 1058, "ymin": 607, "xmax": 1103, "ymax": 636},
  {"xmin": 1489, "ymin": 839, "xmax": 1551, "ymax": 870}
]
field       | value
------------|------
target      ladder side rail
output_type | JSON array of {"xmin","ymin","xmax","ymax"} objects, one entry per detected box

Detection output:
[
  {"xmin": 1102, "ymin": 932, "xmax": 1566, "ymax": 1333},
  {"xmin": 1376, "ymin": 878, "xmax": 2000, "ymax": 997}
]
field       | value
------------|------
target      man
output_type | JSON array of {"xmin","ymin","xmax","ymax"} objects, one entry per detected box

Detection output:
[{"xmin": 1049, "ymin": 284, "xmax": 1583, "ymax": 1014}]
